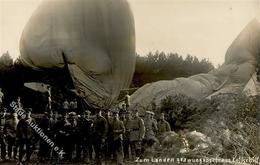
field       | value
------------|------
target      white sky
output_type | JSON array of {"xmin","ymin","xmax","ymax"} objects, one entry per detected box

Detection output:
[{"xmin": 0, "ymin": 0, "xmax": 259, "ymax": 66}]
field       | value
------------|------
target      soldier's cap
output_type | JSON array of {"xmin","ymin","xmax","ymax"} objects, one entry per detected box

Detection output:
[
  {"xmin": 12, "ymin": 112, "xmax": 18, "ymax": 117},
  {"xmin": 10, "ymin": 110, "xmax": 16, "ymax": 114},
  {"xmin": 111, "ymin": 110, "xmax": 119, "ymax": 115},
  {"xmin": 68, "ymin": 111, "xmax": 77, "ymax": 116},
  {"xmin": 132, "ymin": 109, "xmax": 138, "ymax": 112},
  {"xmin": 146, "ymin": 111, "xmax": 154, "ymax": 115},
  {"xmin": 101, "ymin": 108, "xmax": 110, "ymax": 113},
  {"xmin": 124, "ymin": 111, "xmax": 130, "ymax": 114},
  {"xmin": 83, "ymin": 110, "xmax": 91, "ymax": 114},
  {"xmin": 24, "ymin": 108, "xmax": 32, "ymax": 112}
]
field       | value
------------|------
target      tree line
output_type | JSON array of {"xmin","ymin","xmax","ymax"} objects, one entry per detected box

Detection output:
[
  {"xmin": 0, "ymin": 51, "xmax": 215, "ymax": 88},
  {"xmin": 132, "ymin": 51, "xmax": 214, "ymax": 87},
  {"xmin": 0, "ymin": 51, "xmax": 214, "ymax": 110}
]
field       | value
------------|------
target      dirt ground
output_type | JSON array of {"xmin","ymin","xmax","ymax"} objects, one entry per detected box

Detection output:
[{"xmin": 0, "ymin": 159, "xmax": 141, "ymax": 165}]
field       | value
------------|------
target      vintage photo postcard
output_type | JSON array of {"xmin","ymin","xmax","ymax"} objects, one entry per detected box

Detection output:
[{"xmin": 0, "ymin": 0, "xmax": 260, "ymax": 164}]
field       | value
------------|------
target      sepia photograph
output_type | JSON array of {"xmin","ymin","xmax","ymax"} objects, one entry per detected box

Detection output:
[{"xmin": 0, "ymin": 0, "xmax": 260, "ymax": 164}]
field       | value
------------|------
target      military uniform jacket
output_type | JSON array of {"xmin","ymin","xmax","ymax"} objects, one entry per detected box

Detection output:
[
  {"xmin": 144, "ymin": 118, "xmax": 157, "ymax": 140},
  {"xmin": 111, "ymin": 119, "xmax": 125, "ymax": 141},
  {"xmin": 157, "ymin": 119, "xmax": 171, "ymax": 136},
  {"xmin": 55, "ymin": 119, "xmax": 68, "ymax": 139},
  {"xmin": 129, "ymin": 116, "xmax": 145, "ymax": 142},
  {"xmin": 77, "ymin": 117, "xmax": 93, "ymax": 138},
  {"xmin": 123, "ymin": 118, "xmax": 131, "ymax": 140},
  {"xmin": 5, "ymin": 117, "xmax": 19, "ymax": 138},
  {"xmin": 16, "ymin": 117, "xmax": 35, "ymax": 139},
  {"xmin": 93, "ymin": 116, "xmax": 107, "ymax": 139},
  {"xmin": 39, "ymin": 117, "xmax": 55, "ymax": 137},
  {"xmin": 59, "ymin": 119, "xmax": 74, "ymax": 138},
  {"xmin": 105, "ymin": 116, "xmax": 113, "ymax": 139},
  {"xmin": 69, "ymin": 119, "xmax": 78, "ymax": 139}
]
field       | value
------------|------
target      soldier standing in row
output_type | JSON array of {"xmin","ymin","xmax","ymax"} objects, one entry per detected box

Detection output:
[
  {"xmin": 54, "ymin": 113, "xmax": 68, "ymax": 161},
  {"xmin": 0, "ymin": 109, "xmax": 6, "ymax": 161},
  {"xmin": 111, "ymin": 111, "xmax": 125, "ymax": 165},
  {"xmin": 93, "ymin": 109, "xmax": 107, "ymax": 165},
  {"xmin": 62, "ymin": 99, "xmax": 69, "ymax": 114},
  {"xmin": 157, "ymin": 113, "xmax": 171, "ymax": 138},
  {"xmin": 104, "ymin": 110, "xmax": 113, "ymax": 160},
  {"xmin": 119, "ymin": 104, "xmax": 127, "ymax": 121},
  {"xmin": 129, "ymin": 110, "xmax": 145, "ymax": 159},
  {"xmin": 38, "ymin": 112, "xmax": 55, "ymax": 162},
  {"xmin": 16, "ymin": 108, "xmax": 35, "ymax": 163},
  {"xmin": 151, "ymin": 112, "xmax": 157, "ymax": 127},
  {"xmin": 76, "ymin": 110, "xmax": 93, "ymax": 162},
  {"xmin": 120, "ymin": 104, "xmax": 127, "ymax": 113},
  {"xmin": 65, "ymin": 112, "xmax": 77, "ymax": 161},
  {"xmin": 5, "ymin": 111, "xmax": 19, "ymax": 160},
  {"xmin": 143, "ymin": 111, "xmax": 158, "ymax": 151},
  {"xmin": 69, "ymin": 99, "xmax": 78, "ymax": 114},
  {"xmin": 75, "ymin": 112, "xmax": 84, "ymax": 162},
  {"xmin": 123, "ymin": 111, "xmax": 131, "ymax": 160},
  {"xmin": 83, "ymin": 110, "xmax": 93, "ymax": 162}
]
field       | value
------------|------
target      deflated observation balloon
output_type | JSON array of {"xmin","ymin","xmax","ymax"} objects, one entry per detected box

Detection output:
[
  {"xmin": 130, "ymin": 19, "xmax": 260, "ymax": 110},
  {"xmin": 20, "ymin": 0, "xmax": 136, "ymax": 109}
]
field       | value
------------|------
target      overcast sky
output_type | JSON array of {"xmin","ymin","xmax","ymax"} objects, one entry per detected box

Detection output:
[{"xmin": 0, "ymin": 0, "xmax": 258, "ymax": 65}]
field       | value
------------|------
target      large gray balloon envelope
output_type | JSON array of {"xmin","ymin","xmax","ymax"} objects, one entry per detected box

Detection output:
[
  {"xmin": 130, "ymin": 19, "xmax": 260, "ymax": 110},
  {"xmin": 20, "ymin": 0, "xmax": 136, "ymax": 109}
]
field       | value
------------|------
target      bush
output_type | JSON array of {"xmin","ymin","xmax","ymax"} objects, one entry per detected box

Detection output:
[
  {"xmin": 157, "ymin": 93, "xmax": 260, "ymax": 162},
  {"xmin": 160, "ymin": 94, "xmax": 203, "ymax": 130}
]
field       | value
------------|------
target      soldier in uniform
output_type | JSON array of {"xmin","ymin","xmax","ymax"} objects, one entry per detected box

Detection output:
[
  {"xmin": 123, "ymin": 111, "xmax": 131, "ymax": 160},
  {"xmin": 121, "ymin": 103, "xmax": 127, "ymax": 112},
  {"xmin": 104, "ymin": 109, "xmax": 113, "ymax": 160},
  {"xmin": 5, "ymin": 111, "xmax": 19, "ymax": 160},
  {"xmin": 157, "ymin": 113, "xmax": 171, "ymax": 139},
  {"xmin": 151, "ymin": 112, "xmax": 157, "ymax": 126},
  {"xmin": 53, "ymin": 111, "xmax": 59, "ymax": 124},
  {"xmin": 69, "ymin": 99, "xmax": 78, "ymax": 114},
  {"xmin": 0, "ymin": 109, "xmax": 6, "ymax": 161},
  {"xmin": 53, "ymin": 113, "xmax": 68, "ymax": 161},
  {"xmin": 75, "ymin": 112, "xmax": 84, "ymax": 162},
  {"xmin": 16, "ymin": 108, "xmax": 35, "ymax": 163},
  {"xmin": 84, "ymin": 111, "xmax": 94, "ymax": 162},
  {"xmin": 129, "ymin": 110, "xmax": 145, "ymax": 159},
  {"xmin": 93, "ymin": 109, "xmax": 107, "ymax": 165},
  {"xmin": 50, "ymin": 111, "xmax": 59, "ymax": 161},
  {"xmin": 62, "ymin": 99, "xmax": 69, "ymax": 114},
  {"xmin": 119, "ymin": 104, "xmax": 126, "ymax": 121},
  {"xmin": 111, "ymin": 111, "xmax": 125, "ymax": 165},
  {"xmin": 143, "ymin": 111, "xmax": 158, "ymax": 151},
  {"xmin": 38, "ymin": 111, "xmax": 55, "ymax": 162},
  {"xmin": 76, "ymin": 110, "xmax": 93, "ymax": 162},
  {"xmin": 65, "ymin": 112, "xmax": 77, "ymax": 161}
]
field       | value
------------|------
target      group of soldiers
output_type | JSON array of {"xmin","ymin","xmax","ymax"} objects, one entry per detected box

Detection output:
[{"xmin": 0, "ymin": 95, "xmax": 172, "ymax": 165}]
